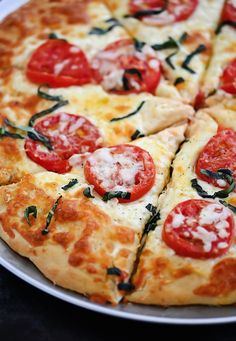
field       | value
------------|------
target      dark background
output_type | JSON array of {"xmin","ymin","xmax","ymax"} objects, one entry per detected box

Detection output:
[{"xmin": 1, "ymin": 266, "xmax": 236, "ymax": 340}]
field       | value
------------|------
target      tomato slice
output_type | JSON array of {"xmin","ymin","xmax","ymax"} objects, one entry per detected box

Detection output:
[
  {"xmin": 196, "ymin": 129, "xmax": 236, "ymax": 188},
  {"xmin": 91, "ymin": 39, "xmax": 161, "ymax": 94},
  {"xmin": 221, "ymin": 1, "xmax": 236, "ymax": 23},
  {"xmin": 25, "ymin": 113, "xmax": 102, "ymax": 173},
  {"xmin": 84, "ymin": 144, "xmax": 156, "ymax": 202},
  {"xmin": 129, "ymin": 0, "xmax": 199, "ymax": 26},
  {"xmin": 220, "ymin": 58, "xmax": 236, "ymax": 95},
  {"xmin": 26, "ymin": 40, "xmax": 92, "ymax": 88},
  {"xmin": 163, "ymin": 199, "xmax": 234, "ymax": 259}
]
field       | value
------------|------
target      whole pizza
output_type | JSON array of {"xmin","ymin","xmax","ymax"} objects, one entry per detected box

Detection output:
[{"xmin": 0, "ymin": 0, "xmax": 235, "ymax": 306}]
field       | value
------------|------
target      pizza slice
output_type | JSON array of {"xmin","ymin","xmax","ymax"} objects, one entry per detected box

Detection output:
[
  {"xmin": 127, "ymin": 106, "xmax": 236, "ymax": 305},
  {"xmin": 0, "ymin": 123, "xmax": 186, "ymax": 304},
  {"xmin": 105, "ymin": 0, "xmax": 225, "ymax": 104},
  {"xmin": 201, "ymin": 1, "xmax": 236, "ymax": 105}
]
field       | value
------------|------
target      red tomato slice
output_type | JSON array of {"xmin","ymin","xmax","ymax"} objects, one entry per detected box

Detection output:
[
  {"xmin": 91, "ymin": 39, "xmax": 161, "ymax": 94},
  {"xmin": 220, "ymin": 58, "xmax": 236, "ymax": 95},
  {"xmin": 26, "ymin": 40, "xmax": 92, "ymax": 88},
  {"xmin": 163, "ymin": 199, "xmax": 234, "ymax": 259},
  {"xmin": 129, "ymin": 0, "xmax": 198, "ymax": 26},
  {"xmin": 25, "ymin": 113, "xmax": 102, "ymax": 173},
  {"xmin": 84, "ymin": 144, "xmax": 156, "ymax": 202},
  {"xmin": 221, "ymin": 1, "xmax": 236, "ymax": 23},
  {"xmin": 196, "ymin": 129, "xmax": 236, "ymax": 188}
]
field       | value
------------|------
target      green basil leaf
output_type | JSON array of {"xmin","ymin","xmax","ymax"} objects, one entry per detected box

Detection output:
[
  {"xmin": 89, "ymin": 18, "xmax": 120, "ymax": 35},
  {"xmin": 152, "ymin": 36, "xmax": 178, "ymax": 51},
  {"xmin": 191, "ymin": 178, "xmax": 213, "ymax": 198},
  {"xmin": 174, "ymin": 77, "xmax": 185, "ymax": 86},
  {"xmin": 83, "ymin": 187, "xmax": 95, "ymax": 198},
  {"xmin": 215, "ymin": 20, "xmax": 236, "ymax": 34},
  {"xmin": 133, "ymin": 38, "xmax": 145, "ymax": 52},
  {"xmin": 107, "ymin": 267, "xmax": 122, "ymax": 276},
  {"xmin": 48, "ymin": 33, "xmax": 67, "ymax": 41},
  {"xmin": 102, "ymin": 191, "xmax": 131, "ymax": 202},
  {"xmin": 124, "ymin": 5, "xmax": 166, "ymax": 19},
  {"xmin": 131, "ymin": 129, "xmax": 145, "ymax": 141},
  {"xmin": 24, "ymin": 206, "xmax": 37, "ymax": 226},
  {"xmin": 0, "ymin": 126, "xmax": 24, "ymax": 140},
  {"xmin": 200, "ymin": 169, "xmax": 235, "ymax": 199},
  {"xmin": 28, "ymin": 100, "xmax": 69, "ymax": 127},
  {"xmin": 41, "ymin": 196, "xmax": 62, "ymax": 235},
  {"xmin": 61, "ymin": 179, "xmax": 78, "ymax": 191},
  {"xmin": 165, "ymin": 50, "xmax": 177, "ymax": 70},
  {"xmin": 219, "ymin": 200, "xmax": 236, "ymax": 214},
  {"xmin": 37, "ymin": 85, "xmax": 64, "ymax": 102},
  {"xmin": 144, "ymin": 204, "xmax": 160, "ymax": 234},
  {"xmin": 122, "ymin": 68, "xmax": 142, "ymax": 91},
  {"xmin": 110, "ymin": 101, "xmax": 145, "ymax": 122},
  {"xmin": 182, "ymin": 44, "xmax": 207, "ymax": 74}
]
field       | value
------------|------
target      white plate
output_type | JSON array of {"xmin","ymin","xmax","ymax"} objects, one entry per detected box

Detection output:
[{"xmin": 1, "ymin": 0, "xmax": 236, "ymax": 325}]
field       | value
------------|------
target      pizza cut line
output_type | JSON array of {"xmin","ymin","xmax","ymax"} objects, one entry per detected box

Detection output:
[{"xmin": 0, "ymin": 0, "xmax": 235, "ymax": 308}]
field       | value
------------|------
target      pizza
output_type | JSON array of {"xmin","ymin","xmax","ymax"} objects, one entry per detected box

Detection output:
[{"xmin": 0, "ymin": 0, "xmax": 236, "ymax": 308}]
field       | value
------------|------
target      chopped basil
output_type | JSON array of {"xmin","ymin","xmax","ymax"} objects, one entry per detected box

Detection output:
[
  {"xmin": 191, "ymin": 169, "xmax": 235, "ymax": 199},
  {"xmin": 131, "ymin": 129, "xmax": 145, "ymax": 141},
  {"xmin": 117, "ymin": 282, "xmax": 134, "ymax": 291},
  {"xmin": 124, "ymin": 5, "xmax": 167, "ymax": 19},
  {"xmin": 41, "ymin": 196, "xmax": 62, "ymax": 235},
  {"xmin": 102, "ymin": 191, "xmax": 131, "ymax": 202},
  {"xmin": 89, "ymin": 18, "xmax": 121, "ymax": 35},
  {"xmin": 122, "ymin": 68, "xmax": 142, "ymax": 91},
  {"xmin": 107, "ymin": 267, "xmax": 122, "ymax": 276},
  {"xmin": 83, "ymin": 187, "xmax": 95, "ymax": 198},
  {"xmin": 24, "ymin": 206, "xmax": 37, "ymax": 226},
  {"xmin": 165, "ymin": 51, "xmax": 177, "ymax": 70},
  {"xmin": 110, "ymin": 101, "xmax": 145, "ymax": 122},
  {"xmin": 215, "ymin": 20, "xmax": 236, "ymax": 34},
  {"xmin": 0, "ymin": 126, "xmax": 24, "ymax": 140},
  {"xmin": 144, "ymin": 203, "xmax": 160, "ymax": 234},
  {"xmin": 28, "ymin": 99, "xmax": 69, "ymax": 127},
  {"xmin": 219, "ymin": 200, "xmax": 236, "ymax": 214},
  {"xmin": 208, "ymin": 88, "xmax": 217, "ymax": 96},
  {"xmin": 4, "ymin": 119, "xmax": 52, "ymax": 150},
  {"xmin": 174, "ymin": 77, "xmax": 185, "ymax": 86},
  {"xmin": 61, "ymin": 179, "xmax": 78, "ymax": 191},
  {"xmin": 179, "ymin": 32, "xmax": 189, "ymax": 44},
  {"xmin": 133, "ymin": 38, "xmax": 145, "ymax": 52},
  {"xmin": 151, "ymin": 37, "xmax": 178, "ymax": 51},
  {"xmin": 48, "ymin": 32, "xmax": 67, "ymax": 41},
  {"xmin": 37, "ymin": 85, "xmax": 64, "ymax": 102},
  {"xmin": 182, "ymin": 44, "xmax": 207, "ymax": 74}
]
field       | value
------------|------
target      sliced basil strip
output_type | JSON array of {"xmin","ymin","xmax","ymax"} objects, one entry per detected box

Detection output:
[
  {"xmin": 102, "ymin": 191, "xmax": 131, "ymax": 202},
  {"xmin": 144, "ymin": 204, "xmax": 160, "ymax": 234},
  {"xmin": 107, "ymin": 267, "xmax": 122, "ymax": 276},
  {"xmin": 61, "ymin": 179, "xmax": 78, "ymax": 191},
  {"xmin": 38, "ymin": 85, "xmax": 64, "ymax": 102},
  {"xmin": 165, "ymin": 51, "xmax": 177, "ymax": 70},
  {"xmin": 219, "ymin": 200, "xmax": 236, "ymax": 214},
  {"xmin": 208, "ymin": 88, "xmax": 217, "ymax": 96},
  {"xmin": 41, "ymin": 195, "xmax": 62, "ymax": 235},
  {"xmin": 4, "ymin": 119, "xmax": 52, "ymax": 150},
  {"xmin": 122, "ymin": 68, "xmax": 142, "ymax": 91},
  {"xmin": 48, "ymin": 32, "xmax": 67, "ymax": 41},
  {"xmin": 28, "ymin": 99, "xmax": 68, "ymax": 127},
  {"xmin": 179, "ymin": 32, "xmax": 189, "ymax": 43},
  {"xmin": 110, "ymin": 101, "xmax": 145, "ymax": 122},
  {"xmin": 191, "ymin": 179, "xmax": 213, "ymax": 198},
  {"xmin": 151, "ymin": 37, "xmax": 178, "ymax": 51},
  {"xmin": 216, "ymin": 20, "xmax": 236, "ymax": 34},
  {"xmin": 182, "ymin": 44, "xmax": 207, "ymax": 74},
  {"xmin": 24, "ymin": 206, "xmax": 37, "ymax": 226},
  {"xmin": 0, "ymin": 126, "xmax": 24, "ymax": 140},
  {"xmin": 83, "ymin": 187, "xmax": 95, "ymax": 198},
  {"xmin": 200, "ymin": 169, "xmax": 235, "ymax": 199},
  {"xmin": 124, "ymin": 5, "xmax": 167, "ymax": 19},
  {"xmin": 131, "ymin": 129, "xmax": 145, "ymax": 141},
  {"xmin": 89, "ymin": 17, "xmax": 120, "ymax": 35},
  {"xmin": 133, "ymin": 38, "xmax": 145, "ymax": 52},
  {"xmin": 117, "ymin": 282, "xmax": 134, "ymax": 291},
  {"xmin": 174, "ymin": 77, "xmax": 185, "ymax": 86}
]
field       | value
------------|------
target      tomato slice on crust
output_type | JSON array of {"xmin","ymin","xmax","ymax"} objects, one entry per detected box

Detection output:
[
  {"xmin": 25, "ymin": 113, "xmax": 102, "ymax": 173},
  {"xmin": 91, "ymin": 39, "xmax": 161, "ymax": 94},
  {"xmin": 220, "ymin": 58, "xmax": 236, "ymax": 95},
  {"xmin": 221, "ymin": 1, "xmax": 236, "ymax": 23},
  {"xmin": 84, "ymin": 144, "xmax": 156, "ymax": 202},
  {"xmin": 129, "ymin": 0, "xmax": 199, "ymax": 26},
  {"xmin": 163, "ymin": 199, "xmax": 234, "ymax": 259},
  {"xmin": 26, "ymin": 40, "xmax": 92, "ymax": 88},
  {"xmin": 196, "ymin": 129, "xmax": 236, "ymax": 188}
]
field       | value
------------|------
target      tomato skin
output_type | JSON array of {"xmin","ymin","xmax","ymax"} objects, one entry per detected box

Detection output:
[
  {"xmin": 91, "ymin": 39, "xmax": 161, "ymax": 94},
  {"xmin": 220, "ymin": 58, "xmax": 236, "ymax": 95},
  {"xmin": 129, "ymin": 0, "xmax": 199, "ymax": 25},
  {"xmin": 26, "ymin": 40, "xmax": 92, "ymax": 88},
  {"xmin": 196, "ymin": 129, "xmax": 236, "ymax": 188},
  {"xmin": 163, "ymin": 199, "xmax": 234, "ymax": 259},
  {"xmin": 84, "ymin": 144, "xmax": 156, "ymax": 203},
  {"xmin": 221, "ymin": 1, "xmax": 236, "ymax": 23},
  {"xmin": 194, "ymin": 91, "xmax": 205, "ymax": 110},
  {"xmin": 25, "ymin": 113, "xmax": 102, "ymax": 173}
]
